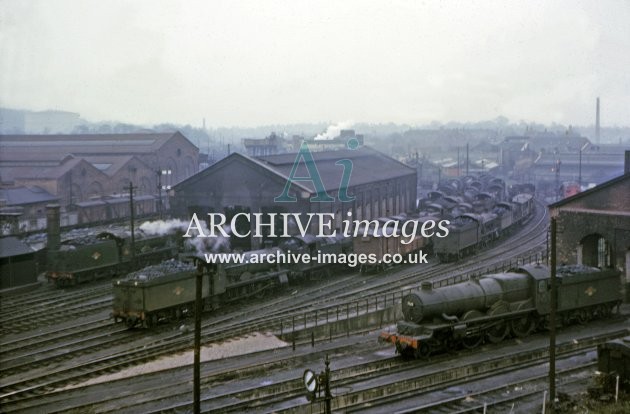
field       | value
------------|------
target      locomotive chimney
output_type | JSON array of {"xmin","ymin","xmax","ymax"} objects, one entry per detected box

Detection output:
[{"xmin": 46, "ymin": 204, "xmax": 61, "ymax": 252}]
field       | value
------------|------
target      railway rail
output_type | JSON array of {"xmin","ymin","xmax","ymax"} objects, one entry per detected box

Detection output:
[
  {"xmin": 265, "ymin": 329, "xmax": 627, "ymax": 413},
  {"xmin": 1, "ymin": 201, "xmax": 550, "ymax": 410}
]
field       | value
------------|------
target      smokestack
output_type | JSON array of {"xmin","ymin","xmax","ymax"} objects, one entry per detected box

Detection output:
[
  {"xmin": 596, "ymin": 97, "xmax": 600, "ymax": 143},
  {"xmin": 46, "ymin": 204, "xmax": 61, "ymax": 258},
  {"xmin": 625, "ymin": 150, "xmax": 630, "ymax": 175}
]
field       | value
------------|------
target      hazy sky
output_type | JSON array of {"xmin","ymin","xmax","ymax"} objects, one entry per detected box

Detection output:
[{"xmin": 1, "ymin": 0, "xmax": 629, "ymax": 127}]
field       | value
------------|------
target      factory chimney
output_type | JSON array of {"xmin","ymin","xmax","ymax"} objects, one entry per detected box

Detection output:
[{"xmin": 595, "ymin": 97, "xmax": 600, "ymax": 144}]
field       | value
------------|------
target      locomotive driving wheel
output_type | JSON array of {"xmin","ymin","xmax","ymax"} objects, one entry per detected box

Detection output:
[
  {"xmin": 461, "ymin": 310, "xmax": 483, "ymax": 349},
  {"xmin": 510, "ymin": 315, "xmax": 535, "ymax": 337},
  {"xmin": 486, "ymin": 302, "xmax": 509, "ymax": 344},
  {"xmin": 510, "ymin": 302, "xmax": 535, "ymax": 338}
]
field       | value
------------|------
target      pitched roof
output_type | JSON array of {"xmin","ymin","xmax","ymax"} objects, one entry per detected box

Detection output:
[
  {"xmin": 175, "ymin": 146, "xmax": 416, "ymax": 194},
  {"xmin": 0, "ymin": 186, "xmax": 59, "ymax": 206},
  {"xmin": 0, "ymin": 157, "xmax": 105, "ymax": 182},
  {"xmin": 549, "ymin": 172, "xmax": 630, "ymax": 209},
  {"xmin": 256, "ymin": 146, "xmax": 416, "ymax": 192},
  {"xmin": 0, "ymin": 131, "xmax": 192, "ymax": 162},
  {"xmin": 80, "ymin": 155, "xmax": 149, "ymax": 176}
]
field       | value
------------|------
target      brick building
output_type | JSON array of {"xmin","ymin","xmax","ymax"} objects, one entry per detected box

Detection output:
[
  {"xmin": 549, "ymin": 160, "xmax": 630, "ymax": 300},
  {"xmin": 0, "ymin": 132, "xmax": 199, "ymax": 228}
]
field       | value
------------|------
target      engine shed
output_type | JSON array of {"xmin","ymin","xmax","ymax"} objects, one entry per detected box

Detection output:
[
  {"xmin": 549, "ymin": 168, "xmax": 630, "ymax": 303},
  {"xmin": 172, "ymin": 146, "xmax": 417, "ymax": 250}
]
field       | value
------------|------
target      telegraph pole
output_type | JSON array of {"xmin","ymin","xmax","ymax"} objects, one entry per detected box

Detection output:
[
  {"xmin": 157, "ymin": 171, "xmax": 163, "ymax": 220},
  {"xmin": 457, "ymin": 146, "xmax": 460, "ymax": 177},
  {"xmin": 549, "ymin": 214, "xmax": 558, "ymax": 412},
  {"xmin": 578, "ymin": 149, "xmax": 582, "ymax": 189},
  {"xmin": 127, "ymin": 182, "xmax": 137, "ymax": 259},
  {"xmin": 554, "ymin": 159, "xmax": 562, "ymax": 202},
  {"xmin": 194, "ymin": 261, "xmax": 203, "ymax": 414}
]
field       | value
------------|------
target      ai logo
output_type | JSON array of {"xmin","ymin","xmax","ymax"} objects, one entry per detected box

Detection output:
[{"xmin": 274, "ymin": 138, "xmax": 359, "ymax": 203}]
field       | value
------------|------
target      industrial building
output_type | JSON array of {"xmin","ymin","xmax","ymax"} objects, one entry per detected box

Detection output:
[
  {"xmin": 173, "ymin": 146, "xmax": 416, "ymax": 249},
  {"xmin": 0, "ymin": 132, "xmax": 199, "ymax": 230}
]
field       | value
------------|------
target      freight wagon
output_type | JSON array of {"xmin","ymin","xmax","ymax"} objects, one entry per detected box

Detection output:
[{"xmin": 353, "ymin": 216, "xmax": 431, "ymax": 274}]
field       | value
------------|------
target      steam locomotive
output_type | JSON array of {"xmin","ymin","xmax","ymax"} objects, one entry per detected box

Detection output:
[
  {"xmin": 112, "ymin": 234, "xmax": 352, "ymax": 328},
  {"xmin": 45, "ymin": 230, "xmax": 179, "ymax": 286},
  {"xmin": 380, "ymin": 264, "xmax": 622, "ymax": 358}
]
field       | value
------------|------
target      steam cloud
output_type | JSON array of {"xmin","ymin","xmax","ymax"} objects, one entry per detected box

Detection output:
[
  {"xmin": 139, "ymin": 219, "xmax": 231, "ymax": 254},
  {"xmin": 314, "ymin": 120, "xmax": 354, "ymax": 141}
]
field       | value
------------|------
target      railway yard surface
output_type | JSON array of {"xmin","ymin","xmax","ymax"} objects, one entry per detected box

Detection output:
[{"xmin": 1, "ymin": 203, "xmax": 629, "ymax": 413}]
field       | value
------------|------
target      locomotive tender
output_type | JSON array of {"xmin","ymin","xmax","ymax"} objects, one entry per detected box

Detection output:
[
  {"xmin": 380, "ymin": 264, "xmax": 622, "ymax": 358},
  {"xmin": 113, "ymin": 234, "xmax": 351, "ymax": 328},
  {"xmin": 433, "ymin": 193, "xmax": 534, "ymax": 262}
]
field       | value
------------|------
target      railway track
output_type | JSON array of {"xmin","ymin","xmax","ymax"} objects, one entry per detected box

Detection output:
[
  {"xmin": 264, "ymin": 328, "xmax": 627, "ymax": 413},
  {"xmin": 28, "ymin": 322, "xmax": 625, "ymax": 414},
  {"xmin": 0, "ymin": 283, "xmax": 114, "ymax": 335},
  {"xmin": 0, "ymin": 201, "xmax": 550, "ymax": 409},
  {"xmin": 0, "ymin": 282, "xmax": 111, "ymax": 314},
  {"xmin": 399, "ymin": 360, "xmax": 594, "ymax": 413}
]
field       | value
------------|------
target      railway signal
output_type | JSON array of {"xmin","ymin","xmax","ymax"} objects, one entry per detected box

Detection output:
[{"xmin": 303, "ymin": 355, "xmax": 333, "ymax": 413}]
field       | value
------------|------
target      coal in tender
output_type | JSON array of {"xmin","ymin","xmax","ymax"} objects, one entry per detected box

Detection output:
[{"xmin": 125, "ymin": 259, "xmax": 195, "ymax": 281}]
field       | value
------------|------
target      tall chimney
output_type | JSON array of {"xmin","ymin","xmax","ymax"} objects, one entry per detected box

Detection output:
[
  {"xmin": 46, "ymin": 204, "xmax": 61, "ymax": 253},
  {"xmin": 625, "ymin": 150, "xmax": 630, "ymax": 175},
  {"xmin": 595, "ymin": 97, "xmax": 600, "ymax": 143}
]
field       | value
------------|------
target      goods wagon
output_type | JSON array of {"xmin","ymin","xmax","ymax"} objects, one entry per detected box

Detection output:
[{"xmin": 353, "ymin": 216, "xmax": 432, "ymax": 274}]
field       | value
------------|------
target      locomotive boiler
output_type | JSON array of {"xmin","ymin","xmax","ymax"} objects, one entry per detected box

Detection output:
[{"xmin": 381, "ymin": 264, "xmax": 622, "ymax": 358}]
